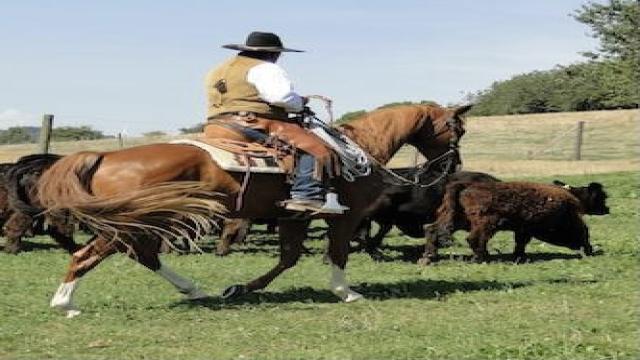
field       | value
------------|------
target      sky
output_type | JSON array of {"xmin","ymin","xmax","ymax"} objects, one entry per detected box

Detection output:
[{"xmin": 0, "ymin": 0, "xmax": 599, "ymax": 136}]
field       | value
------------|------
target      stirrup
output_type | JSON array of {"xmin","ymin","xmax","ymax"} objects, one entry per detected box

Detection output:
[{"xmin": 321, "ymin": 192, "xmax": 349, "ymax": 214}]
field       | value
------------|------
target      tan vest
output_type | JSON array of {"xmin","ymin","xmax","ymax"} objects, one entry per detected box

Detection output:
[{"xmin": 205, "ymin": 55, "xmax": 287, "ymax": 120}]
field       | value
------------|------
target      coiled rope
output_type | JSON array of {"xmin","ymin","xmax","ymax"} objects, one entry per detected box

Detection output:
[{"xmin": 305, "ymin": 95, "xmax": 371, "ymax": 182}]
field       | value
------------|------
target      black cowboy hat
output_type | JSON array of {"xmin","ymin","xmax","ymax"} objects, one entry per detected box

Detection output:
[{"xmin": 222, "ymin": 31, "xmax": 304, "ymax": 52}]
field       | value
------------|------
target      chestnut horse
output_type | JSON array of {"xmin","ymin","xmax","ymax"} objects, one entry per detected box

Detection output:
[{"xmin": 37, "ymin": 104, "xmax": 469, "ymax": 317}]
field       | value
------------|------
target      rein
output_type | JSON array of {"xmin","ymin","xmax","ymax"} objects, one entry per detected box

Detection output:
[
  {"xmin": 374, "ymin": 114, "xmax": 462, "ymax": 189},
  {"xmin": 374, "ymin": 148, "xmax": 459, "ymax": 188}
]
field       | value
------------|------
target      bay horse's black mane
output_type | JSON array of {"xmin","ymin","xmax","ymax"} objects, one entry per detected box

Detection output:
[{"xmin": 6, "ymin": 154, "xmax": 63, "ymax": 215}]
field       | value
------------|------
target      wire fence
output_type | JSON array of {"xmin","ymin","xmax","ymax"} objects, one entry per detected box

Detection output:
[{"xmin": 1, "ymin": 110, "xmax": 639, "ymax": 174}]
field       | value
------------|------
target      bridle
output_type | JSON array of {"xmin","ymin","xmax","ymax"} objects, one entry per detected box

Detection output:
[{"xmin": 377, "ymin": 113, "xmax": 463, "ymax": 188}]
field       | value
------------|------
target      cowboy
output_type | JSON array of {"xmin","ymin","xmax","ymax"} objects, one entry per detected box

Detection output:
[{"xmin": 204, "ymin": 31, "xmax": 340, "ymax": 214}]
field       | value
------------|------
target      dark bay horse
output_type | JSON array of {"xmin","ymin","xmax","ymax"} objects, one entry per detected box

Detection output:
[{"xmin": 37, "ymin": 104, "xmax": 470, "ymax": 317}]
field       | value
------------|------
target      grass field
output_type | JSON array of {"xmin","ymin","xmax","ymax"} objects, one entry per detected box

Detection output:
[{"xmin": 0, "ymin": 171, "xmax": 638, "ymax": 360}]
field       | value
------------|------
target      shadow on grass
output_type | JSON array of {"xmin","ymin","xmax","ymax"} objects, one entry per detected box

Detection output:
[
  {"xmin": 1, "ymin": 240, "xmax": 61, "ymax": 253},
  {"xmin": 171, "ymin": 278, "xmax": 529, "ymax": 310},
  {"xmin": 369, "ymin": 244, "xmax": 602, "ymax": 264}
]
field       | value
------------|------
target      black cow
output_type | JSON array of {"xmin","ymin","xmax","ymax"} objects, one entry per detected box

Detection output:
[
  {"xmin": 2, "ymin": 154, "xmax": 81, "ymax": 254},
  {"xmin": 356, "ymin": 169, "xmax": 500, "ymax": 260},
  {"xmin": 0, "ymin": 163, "xmax": 15, "ymax": 232}
]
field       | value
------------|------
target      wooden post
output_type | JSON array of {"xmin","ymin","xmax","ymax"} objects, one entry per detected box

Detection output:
[
  {"xmin": 573, "ymin": 121, "xmax": 585, "ymax": 161},
  {"xmin": 39, "ymin": 114, "xmax": 54, "ymax": 154},
  {"xmin": 117, "ymin": 133, "xmax": 124, "ymax": 148}
]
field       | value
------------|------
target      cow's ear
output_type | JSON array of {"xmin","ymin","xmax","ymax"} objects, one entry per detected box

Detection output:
[
  {"xmin": 454, "ymin": 104, "xmax": 473, "ymax": 116},
  {"xmin": 553, "ymin": 180, "xmax": 566, "ymax": 186},
  {"xmin": 588, "ymin": 182, "xmax": 603, "ymax": 191}
]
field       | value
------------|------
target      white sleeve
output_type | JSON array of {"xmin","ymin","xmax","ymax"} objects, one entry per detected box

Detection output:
[{"xmin": 247, "ymin": 62, "xmax": 305, "ymax": 113}]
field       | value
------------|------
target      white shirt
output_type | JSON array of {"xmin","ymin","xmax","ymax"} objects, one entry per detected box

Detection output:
[{"xmin": 246, "ymin": 62, "xmax": 305, "ymax": 113}]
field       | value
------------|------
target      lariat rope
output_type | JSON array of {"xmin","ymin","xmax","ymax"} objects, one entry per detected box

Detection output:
[{"xmin": 305, "ymin": 95, "xmax": 370, "ymax": 182}]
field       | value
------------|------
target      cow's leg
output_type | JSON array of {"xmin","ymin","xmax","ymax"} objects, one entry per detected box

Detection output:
[
  {"xmin": 48, "ymin": 218, "xmax": 81, "ymax": 254},
  {"xmin": 513, "ymin": 231, "xmax": 532, "ymax": 263},
  {"xmin": 365, "ymin": 222, "xmax": 392, "ymax": 261},
  {"xmin": 216, "ymin": 218, "xmax": 250, "ymax": 256},
  {"xmin": 578, "ymin": 222, "xmax": 593, "ymax": 256},
  {"xmin": 2, "ymin": 212, "xmax": 31, "ymax": 254},
  {"xmin": 419, "ymin": 223, "xmax": 440, "ymax": 265},
  {"xmin": 266, "ymin": 219, "xmax": 277, "ymax": 234},
  {"xmin": 351, "ymin": 219, "xmax": 370, "ymax": 252},
  {"xmin": 50, "ymin": 236, "xmax": 117, "ymax": 317},
  {"xmin": 466, "ymin": 226, "xmax": 494, "ymax": 263},
  {"xmin": 325, "ymin": 216, "xmax": 363, "ymax": 302},
  {"xmin": 221, "ymin": 219, "xmax": 308, "ymax": 299}
]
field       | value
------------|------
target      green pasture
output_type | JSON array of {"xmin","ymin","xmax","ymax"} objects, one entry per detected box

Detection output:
[{"xmin": 0, "ymin": 172, "xmax": 638, "ymax": 360}]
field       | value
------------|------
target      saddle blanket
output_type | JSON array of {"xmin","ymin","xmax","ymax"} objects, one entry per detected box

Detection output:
[{"xmin": 171, "ymin": 139, "xmax": 285, "ymax": 174}]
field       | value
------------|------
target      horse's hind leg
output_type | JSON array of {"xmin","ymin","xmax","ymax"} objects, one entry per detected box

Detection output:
[
  {"xmin": 130, "ymin": 238, "xmax": 208, "ymax": 300},
  {"xmin": 222, "ymin": 219, "xmax": 308, "ymax": 299},
  {"xmin": 50, "ymin": 235, "xmax": 117, "ymax": 317},
  {"xmin": 325, "ymin": 217, "xmax": 363, "ymax": 302}
]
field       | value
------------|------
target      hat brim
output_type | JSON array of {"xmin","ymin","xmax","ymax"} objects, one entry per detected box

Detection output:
[{"xmin": 222, "ymin": 44, "xmax": 304, "ymax": 52}]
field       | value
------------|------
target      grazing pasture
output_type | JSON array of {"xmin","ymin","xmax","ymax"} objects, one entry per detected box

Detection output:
[{"xmin": 0, "ymin": 171, "xmax": 637, "ymax": 360}]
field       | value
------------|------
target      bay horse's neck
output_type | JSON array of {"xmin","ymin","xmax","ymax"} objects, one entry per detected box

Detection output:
[{"xmin": 338, "ymin": 105, "xmax": 445, "ymax": 164}]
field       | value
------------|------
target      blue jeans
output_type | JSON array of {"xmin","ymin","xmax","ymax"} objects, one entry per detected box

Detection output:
[{"xmin": 291, "ymin": 153, "xmax": 325, "ymax": 200}]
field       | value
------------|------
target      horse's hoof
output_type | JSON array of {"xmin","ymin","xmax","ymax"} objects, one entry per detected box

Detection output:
[
  {"xmin": 344, "ymin": 291, "xmax": 364, "ymax": 303},
  {"xmin": 367, "ymin": 250, "xmax": 387, "ymax": 262},
  {"xmin": 221, "ymin": 284, "xmax": 247, "ymax": 299},
  {"xmin": 215, "ymin": 250, "xmax": 230, "ymax": 257},
  {"xmin": 66, "ymin": 309, "xmax": 82, "ymax": 318},
  {"xmin": 3, "ymin": 244, "xmax": 21, "ymax": 255},
  {"xmin": 186, "ymin": 288, "xmax": 210, "ymax": 300}
]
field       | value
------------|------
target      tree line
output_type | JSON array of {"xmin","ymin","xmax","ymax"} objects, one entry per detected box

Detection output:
[
  {"xmin": 336, "ymin": 0, "xmax": 639, "ymax": 121},
  {"xmin": 0, "ymin": 126, "xmax": 108, "ymax": 145},
  {"xmin": 461, "ymin": 0, "xmax": 638, "ymax": 116}
]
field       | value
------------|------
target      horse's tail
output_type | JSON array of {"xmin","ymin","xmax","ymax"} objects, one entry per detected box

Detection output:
[{"xmin": 37, "ymin": 152, "xmax": 226, "ymax": 244}]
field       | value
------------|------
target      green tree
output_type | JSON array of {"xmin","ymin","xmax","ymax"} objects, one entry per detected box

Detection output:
[
  {"xmin": 51, "ymin": 126, "xmax": 105, "ymax": 141},
  {"xmin": 143, "ymin": 131, "xmax": 167, "ymax": 137},
  {"xmin": 180, "ymin": 123, "xmax": 204, "ymax": 134},
  {"xmin": 573, "ymin": 0, "xmax": 640, "ymax": 61},
  {"xmin": 335, "ymin": 110, "xmax": 366, "ymax": 124},
  {"xmin": 0, "ymin": 127, "xmax": 37, "ymax": 144}
]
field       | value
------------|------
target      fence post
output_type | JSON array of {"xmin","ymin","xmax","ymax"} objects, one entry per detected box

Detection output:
[
  {"xmin": 573, "ymin": 121, "xmax": 585, "ymax": 161},
  {"xmin": 39, "ymin": 114, "xmax": 54, "ymax": 154},
  {"xmin": 117, "ymin": 133, "xmax": 124, "ymax": 149}
]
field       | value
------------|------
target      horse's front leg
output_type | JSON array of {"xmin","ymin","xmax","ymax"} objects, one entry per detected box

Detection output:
[
  {"xmin": 221, "ymin": 218, "xmax": 309, "ymax": 299},
  {"xmin": 326, "ymin": 216, "xmax": 364, "ymax": 302}
]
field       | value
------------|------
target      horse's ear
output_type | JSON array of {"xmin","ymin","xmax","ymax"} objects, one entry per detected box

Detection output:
[
  {"xmin": 454, "ymin": 104, "xmax": 473, "ymax": 116},
  {"xmin": 553, "ymin": 180, "xmax": 566, "ymax": 186}
]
